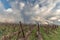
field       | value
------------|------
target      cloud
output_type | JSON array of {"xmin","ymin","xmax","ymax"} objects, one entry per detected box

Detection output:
[
  {"xmin": 19, "ymin": 2, "xmax": 25, "ymax": 9},
  {"xmin": 0, "ymin": 0, "xmax": 60, "ymax": 24},
  {"xmin": 0, "ymin": 17, "xmax": 15, "ymax": 23},
  {"xmin": 49, "ymin": 16, "xmax": 58, "ymax": 20},
  {"xmin": 54, "ymin": 9, "xmax": 60, "ymax": 15},
  {"xmin": 0, "ymin": 0, "xmax": 23, "ymax": 23},
  {"xmin": 4, "ymin": 8, "xmax": 13, "ymax": 13}
]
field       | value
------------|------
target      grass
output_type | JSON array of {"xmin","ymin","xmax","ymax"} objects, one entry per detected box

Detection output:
[
  {"xmin": 40, "ymin": 26, "xmax": 60, "ymax": 40},
  {"xmin": 0, "ymin": 24, "xmax": 60, "ymax": 40}
]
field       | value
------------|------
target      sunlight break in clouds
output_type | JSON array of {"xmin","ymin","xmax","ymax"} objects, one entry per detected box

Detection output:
[
  {"xmin": 49, "ymin": 17, "xmax": 58, "ymax": 20},
  {"xmin": 4, "ymin": 8, "xmax": 13, "ymax": 13},
  {"xmin": 58, "ymin": 19, "xmax": 60, "ymax": 22}
]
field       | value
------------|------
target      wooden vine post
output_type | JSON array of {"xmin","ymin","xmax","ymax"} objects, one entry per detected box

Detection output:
[
  {"xmin": 16, "ymin": 21, "xmax": 25, "ymax": 40},
  {"xmin": 20, "ymin": 22, "xmax": 25, "ymax": 40},
  {"xmin": 36, "ymin": 23, "xmax": 40, "ymax": 39},
  {"xmin": 38, "ymin": 23, "xmax": 40, "ymax": 34}
]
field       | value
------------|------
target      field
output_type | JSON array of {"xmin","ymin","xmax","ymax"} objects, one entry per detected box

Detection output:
[{"xmin": 0, "ymin": 22, "xmax": 60, "ymax": 40}]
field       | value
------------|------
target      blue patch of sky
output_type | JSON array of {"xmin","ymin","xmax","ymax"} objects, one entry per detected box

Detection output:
[
  {"xmin": 1, "ymin": 0, "xmax": 60, "ymax": 11},
  {"xmin": 1, "ymin": 0, "xmax": 11, "ymax": 9}
]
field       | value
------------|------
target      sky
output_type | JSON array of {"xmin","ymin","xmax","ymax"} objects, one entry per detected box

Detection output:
[
  {"xmin": 0, "ymin": 0, "xmax": 60, "ymax": 25},
  {"xmin": 1, "ymin": 0, "xmax": 11, "ymax": 9}
]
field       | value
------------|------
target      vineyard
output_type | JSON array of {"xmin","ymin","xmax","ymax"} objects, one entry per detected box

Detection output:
[{"xmin": 0, "ymin": 22, "xmax": 60, "ymax": 40}]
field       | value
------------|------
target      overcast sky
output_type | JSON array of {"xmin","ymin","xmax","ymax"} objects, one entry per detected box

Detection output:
[{"xmin": 0, "ymin": 0, "xmax": 60, "ymax": 25}]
